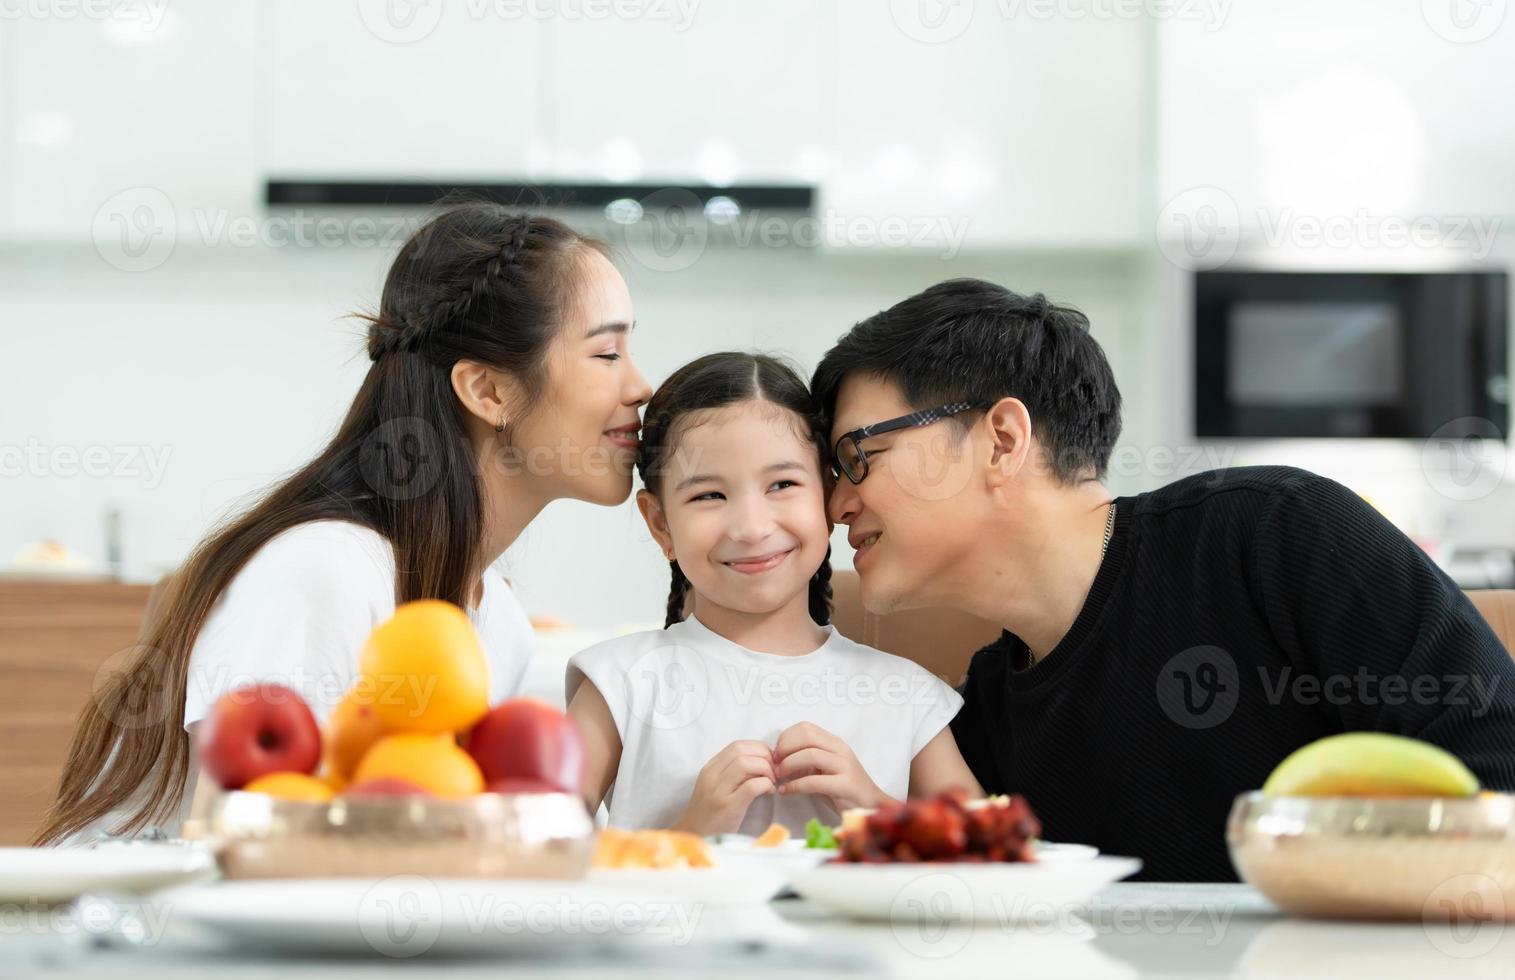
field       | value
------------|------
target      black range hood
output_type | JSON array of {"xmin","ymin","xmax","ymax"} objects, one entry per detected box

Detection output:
[{"xmin": 265, "ymin": 180, "xmax": 814, "ymax": 212}]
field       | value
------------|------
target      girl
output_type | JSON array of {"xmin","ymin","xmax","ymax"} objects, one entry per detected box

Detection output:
[
  {"xmin": 567, "ymin": 352, "xmax": 980, "ymax": 836},
  {"xmin": 37, "ymin": 203, "xmax": 652, "ymax": 844}
]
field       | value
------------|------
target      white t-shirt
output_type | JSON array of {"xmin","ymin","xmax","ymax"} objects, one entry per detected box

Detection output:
[
  {"xmin": 565, "ymin": 615, "xmax": 962, "ymax": 836},
  {"xmin": 183, "ymin": 520, "xmax": 533, "ymax": 730},
  {"xmin": 72, "ymin": 520, "xmax": 534, "ymax": 845}
]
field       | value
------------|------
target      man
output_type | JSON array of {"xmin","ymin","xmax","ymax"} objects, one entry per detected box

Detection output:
[{"xmin": 812, "ymin": 278, "xmax": 1515, "ymax": 881}]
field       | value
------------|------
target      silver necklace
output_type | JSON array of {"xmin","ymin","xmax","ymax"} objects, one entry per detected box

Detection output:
[{"xmin": 1027, "ymin": 501, "xmax": 1116, "ymax": 669}]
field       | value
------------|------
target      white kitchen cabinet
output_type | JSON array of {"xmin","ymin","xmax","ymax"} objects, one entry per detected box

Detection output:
[
  {"xmin": 0, "ymin": 20, "xmax": 11, "ymax": 235},
  {"xmin": 543, "ymin": 1, "xmax": 832, "ymax": 185},
  {"xmin": 827, "ymin": 0, "xmax": 1147, "ymax": 248},
  {"xmin": 1159, "ymin": 0, "xmax": 1515, "ymax": 243},
  {"xmin": 7, "ymin": 2, "xmax": 259, "ymax": 242},
  {"xmin": 265, "ymin": 2, "xmax": 545, "ymax": 179}
]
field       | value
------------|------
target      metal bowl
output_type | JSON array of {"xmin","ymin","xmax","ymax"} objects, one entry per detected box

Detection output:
[
  {"xmin": 1227, "ymin": 791, "xmax": 1515, "ymax": 920},
  {"xmin": 206, "ymin": 791, "xmax": 595, "ymax": 880}
]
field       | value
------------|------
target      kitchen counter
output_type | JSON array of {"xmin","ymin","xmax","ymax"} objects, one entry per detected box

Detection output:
[{"xmin": 4, "ymin": 882, "xmax": 1510, "ymax": 979}]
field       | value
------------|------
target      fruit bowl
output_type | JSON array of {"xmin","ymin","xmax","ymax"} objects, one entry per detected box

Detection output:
[
  {"xmin": 207, "ymin": 790, "xmax": 595, "ymax": 880},
  {"xmin": 1227, "ymin": 791, "xmax": 1515, "ymax": 920}
]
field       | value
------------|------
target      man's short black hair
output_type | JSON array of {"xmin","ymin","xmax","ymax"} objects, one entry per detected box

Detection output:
[{"xmin": 812, "ymin": 278, "xmax": 1123, "ymax": 484}]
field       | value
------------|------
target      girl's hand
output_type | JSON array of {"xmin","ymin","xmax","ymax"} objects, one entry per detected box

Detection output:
[
  {"xmin": 774, "ymin": 722, "xmax": 893, "ymax": 814},
  {"xmin": 672, "ymin": 740, "xmax": 776, "ymax": 836}
]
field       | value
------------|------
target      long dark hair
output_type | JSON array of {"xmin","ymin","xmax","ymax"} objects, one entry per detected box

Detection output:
[
  {"xmin": 636, "ymin": 352, "xmax": 834, "ymax": 630},
  {"xmin": 35, "ymin": 203, "xmax": 608, "ymax": 845}
]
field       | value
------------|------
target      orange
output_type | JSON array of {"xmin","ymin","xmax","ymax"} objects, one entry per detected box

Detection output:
[
  {"xmin": 352, "ymin": 733, "xmax": 484, "ymax": 798},
  {"xmin": 324, "ymin": 685, "xmax": 386, "ymax": 780},
  {"xmin": 358, "ymin": 600, "xmax": 491, "ymax": 734},
  {"xmin": 244, "ymin": 771, "xmax": 336, "ymax": 802},
  {"xmin": 321, "ymin": 770, "xmax": 349, "ymax": 794}
]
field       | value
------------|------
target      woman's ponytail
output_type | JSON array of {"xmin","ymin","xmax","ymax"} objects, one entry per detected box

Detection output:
[{"xmin": 34, "ymin": 203, "xmax": 609, "ymax": 845}]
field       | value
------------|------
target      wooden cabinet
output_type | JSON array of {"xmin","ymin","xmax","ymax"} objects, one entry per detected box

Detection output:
[{"xmin": 0, "ymin": 582, "xmax": 151, "ymax": 845}]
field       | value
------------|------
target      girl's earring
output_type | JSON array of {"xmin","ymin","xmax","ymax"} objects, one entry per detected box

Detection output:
[{"xmin": 495, "ymin": 410, "xmax": 506, "ymax": 434}]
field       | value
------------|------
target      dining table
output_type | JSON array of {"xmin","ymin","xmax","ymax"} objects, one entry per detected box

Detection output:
[
  {"xmin": 3, "ymin": 877, "xmax": 1510, "ymax": 980},
  {"xmin": 7, "ymin": 628, "xmax": 1509, "ymax": 978}
]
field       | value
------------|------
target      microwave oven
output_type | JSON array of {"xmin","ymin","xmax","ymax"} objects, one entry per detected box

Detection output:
[{"xmin": 1194, "ymin": 271, "xmax": 1508, "ymax": 439}]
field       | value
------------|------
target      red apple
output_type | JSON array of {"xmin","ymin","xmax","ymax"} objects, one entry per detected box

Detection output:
[
  {"xmin": 343, "ymin": 777, "xmax": 432, "ymax": 798},
  {"xmin": 465, "ymin": 698, "xmax": 585, "ymax": 794},
  {"xmin": 485, "ymin": 777, "xmax": 561, "ymax": 795},
  {"xmin": 197, "ymin": 683, "xmax": 321, "ymax": 789}
]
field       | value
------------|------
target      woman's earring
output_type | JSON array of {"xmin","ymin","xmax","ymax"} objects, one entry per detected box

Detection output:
[{"xmin": 495, "ymin": 410, "xmax": 506, "ymax": 434}]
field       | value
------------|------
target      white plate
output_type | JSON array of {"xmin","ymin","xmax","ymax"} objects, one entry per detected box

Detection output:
[
  {"xmin": 1034, "ymin": 841, "xmax": 1101, "ymax": 862},
  {"xmin": 0, "ymin": 844, "xmax": 216, "ymax": 904},
  {"xmin": 163, "ymin": 877, "xmax": 702, "ymax": 956},
  {"xmin": 588, "ymin": 861, "xmax": 790, "ymax": 906},
  {"xmin": 714, "ymin": 838, "xmax": 836, "ymax": 868},
  {"xmin": 708, "ymin": 841, "xmax": 835, "ymax": 894},
  {"xmin": 787, "ymin": 855, "xmax": 1142, "ymax": 923},
  {"xmin": 708, "ymin": 839, "xmax": 1094, "ymax": 888}
]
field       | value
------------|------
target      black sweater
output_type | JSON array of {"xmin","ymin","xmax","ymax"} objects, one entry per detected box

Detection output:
[{"xmin": 950, "ymin": 466, "xmax": 1515, "ymax": 882}]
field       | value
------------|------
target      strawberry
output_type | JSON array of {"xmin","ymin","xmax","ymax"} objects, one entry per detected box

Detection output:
[
  {"xmin": 833, "ymin": 790, "xmax": 1043, "ymax": 864},
  {"xmin": 896, "ymin": 798, "xmax": 967, "ymax": 860}
]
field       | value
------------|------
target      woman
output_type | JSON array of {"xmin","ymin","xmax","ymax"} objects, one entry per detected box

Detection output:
[{"xmin": 35, "ymin": 203, "xmax": 652, "ymax": 844}]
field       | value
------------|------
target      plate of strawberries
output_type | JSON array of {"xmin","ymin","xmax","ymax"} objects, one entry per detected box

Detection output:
[{"xmin": 786, "ymin": 790, "xmax": 1140, "ymax": 922}]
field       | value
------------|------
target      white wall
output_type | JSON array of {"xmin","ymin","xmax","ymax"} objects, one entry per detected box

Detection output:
[
  {"xmin": 6, "ymin": 0, "xmax": 1514, "ymax": 624},
  {"xmin": 0, "ymin": 241, "xmax": 1150, "ymax": 627},
  {"xmin": 0, "ymin": 1, "xmax": 1158, "ymax": 626}
]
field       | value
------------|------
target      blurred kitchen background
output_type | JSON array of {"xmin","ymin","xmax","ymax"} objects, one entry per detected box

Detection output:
[{"xmin": 2, "ymin": 0, "xmax": 1512, "ymax": 631}]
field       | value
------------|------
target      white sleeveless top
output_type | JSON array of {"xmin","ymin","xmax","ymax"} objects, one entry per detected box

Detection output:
[{"xmin": 566, "ymin": 615, "xmax": 961, "ymax": 836}]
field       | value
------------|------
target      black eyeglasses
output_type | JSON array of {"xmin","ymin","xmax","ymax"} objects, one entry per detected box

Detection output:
[{"xmin": 831, "ymin": 401, "xmax": 986, "ymax": 485}]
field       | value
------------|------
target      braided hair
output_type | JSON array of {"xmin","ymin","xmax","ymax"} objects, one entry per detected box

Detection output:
[
  {"xmin": 637, "ymin": 352, "xmax": 835, "ymax": 630},
  {"xmin": 365, "ymin": 213, "xmax": 535, "ymax": 362}
]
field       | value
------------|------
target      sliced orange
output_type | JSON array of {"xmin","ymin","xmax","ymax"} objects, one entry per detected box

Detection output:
[
  {"xmin": 592, "ymin": 829, "xmax": 714, "ymax": 869},
  {"xmin": 754, "ymin": 823, "xmax": 791, "ymax": 847}
]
